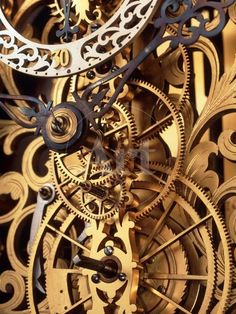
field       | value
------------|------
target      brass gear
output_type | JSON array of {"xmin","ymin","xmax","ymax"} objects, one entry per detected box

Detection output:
[
  {"xmin": 135, "ymin": 162, "xmax": 234, "ymax": 313},
  {"xmin": 50, "ymin": 101, "xmax": 138, "ymax": 186},
  {"xmin": 177, "ymin": 175, "xmax": 234, "ymax": 313},
  {"xmin": 135, "ymin": 218, "xmax": 189, "ymax": 314},
  {"xmin": 57, "ymin": 173, "xmax": 127, "ymax": 221},
  {"xmin": 50, "ymin": 101, "xmax": 137, "ymax": 221},
  {"xmin": 126, "ymin": 79, "xmax": 186, "ymax": 220},
  {"xmin": 26, "ymin": 180, "xmax": 227, "ymax": 313},
  {"xmin": 77, "ymin": 174, "xmax": 127, "ymax": 221}
]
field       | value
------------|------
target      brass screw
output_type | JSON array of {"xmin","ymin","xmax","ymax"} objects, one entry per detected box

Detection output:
[{"xmin": 39, "ymin": 186, "xmax": 53, "ymax": 200}]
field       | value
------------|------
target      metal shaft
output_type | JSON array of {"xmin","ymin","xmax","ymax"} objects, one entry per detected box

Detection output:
[{"xmin": 73, "ymin": 254, "xmax": 117, "ymax": 278}]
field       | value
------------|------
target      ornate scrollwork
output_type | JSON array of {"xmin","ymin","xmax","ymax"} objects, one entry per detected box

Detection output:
[
  {"xmin": 0, "ymin": 1, "xmax": 236, "ymax": 313},
  {"xmin": 0, "ymin": 0, "xmax": 159, "ymax": 76}
]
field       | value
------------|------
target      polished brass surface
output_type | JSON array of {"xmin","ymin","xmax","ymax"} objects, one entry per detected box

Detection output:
[{"xmin": 1, "ymin": 1, "xmax": 236, "ymax": 313}]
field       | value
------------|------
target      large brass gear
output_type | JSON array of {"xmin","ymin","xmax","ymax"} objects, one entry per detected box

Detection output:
[
  {"xmin": 135, "ymin": 162, "xmax": 234, "ymax": 313},
  {"xmin": 26, "ymin": 173, "xmax": 231, "ymax": 313},
  {"xmin": 51, "ymin": 101, "xmax": 138, "ymax": 184},
  {"xmin": 50, "ymin": 100, "xmax": 137, "ymax": 221},
  {"xmin": 50, "ymin": 78, "xmax": 185, "ymax": 221},
  {"xmin": 125, "ymin": 79, "xmax": 186, "ymax": 220},
  {"xmin": 43, "ymin": 215, "xmax": 189, "ymax": 314}
]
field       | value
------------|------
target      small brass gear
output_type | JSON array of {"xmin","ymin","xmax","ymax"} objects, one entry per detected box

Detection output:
[
  {"xmin": 77, "ymin": 174, "xmax": 127, "ymax": 220},
  {"xmin": 51, "ymin": 101, "xmax": 138, "ymax": 186},
  {"xmin": 58, "ymin": 173, "xmax": 127, "ymax": 221}
]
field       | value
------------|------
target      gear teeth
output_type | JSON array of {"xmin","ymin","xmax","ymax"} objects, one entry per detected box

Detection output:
[
  {"xmin": 178, "ymin": 174, "xmax": 234, "ymax": 312},
  {"xmin": 76, "ymin": 176, "xmax": 127, "ymax": 220},
  {"xmin": 182, "ymin": 195, "xmax": 218, "ymax": 313},
  {"xmin": 130, "ymin": 159, "xmax": 233, "ymax": 312},
  {"xmin": 160, "ymin": 25, "xmax": 191, "ymax": 112},
  {"xmin": 26, "ymin": 199, "xmax": 62, "ymax": 312},
  {"xmin": 174, "ymin": 194, "xmax": 217, "ymax": 313},
  {"xmin": 126, "ymin": 80, "xmax": 185, "ymax": 220},
  {"xmin": 50, "ymin": 101, "xmax": 138, "ymax": 190},
  {"xmin": 47, "ymin": 99, "xmax": 139, "ymax": 221}
]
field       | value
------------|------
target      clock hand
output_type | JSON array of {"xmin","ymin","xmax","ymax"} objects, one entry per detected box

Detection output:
[
  {"xmin": 56, "ymin": 0, "xmax": 79, "ymax": 42},
  {"xmin": 0, "ymin": 93, "xmax": 49, "ymax": 130},
  {"xmin": 29, "ymin": 184, "xmax": 55, "ymax": 293},
  {"xmin": 0, "ymin": 94, "xmax": 88, "ymax": 152}
]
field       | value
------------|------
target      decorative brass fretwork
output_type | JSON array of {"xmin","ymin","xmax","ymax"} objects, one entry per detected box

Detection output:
[{"xmin": 0, "ymin": 1, "xmax": 236, "ymax": 313}]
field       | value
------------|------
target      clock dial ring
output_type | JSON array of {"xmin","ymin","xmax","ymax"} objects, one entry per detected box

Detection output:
[{"xmin": 0, "ymin": 0, "xmax": 159, "ymax": 77}]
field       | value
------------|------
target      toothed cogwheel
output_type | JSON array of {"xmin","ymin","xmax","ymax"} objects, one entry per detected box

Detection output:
[
  {"xmin": 26, "ymin": 178, "xmax": 230, "ymax": 313},
  {"xmin": 59, "ymin": 172, "xmax": 127, "ymax": 221},
  {"xmin": 50, "ymin": 101, "xmax": 138, "ymax": 185},
  {"xmin": 125, "ymin": 79, "xmax": 185, "ymax": 220},
  {"xmin": 134, "ymin": 161, "xmax": 233, "ymax": 312}
]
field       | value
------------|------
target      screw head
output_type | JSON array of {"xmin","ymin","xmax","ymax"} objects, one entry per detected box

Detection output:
[
  {"xmin": 118, "ymin": 272, "xmax": 126, "ymax": 282},
  {"xmin": 91, "ymin": 273, "xmax": 100, "ymax": 283},
  {"xmin": 39, "ymin": 186, "xmax": 53, "ymax": 200},
  {"xmin": 91, "ymin": 23, "xmax": 101, "ymax": 32},
  {"xmin": 86, "ymin": 70, "xmax": 96, "ymax": 79},
  {"xmin": 111, "ymin": 65, "xmax": 119, "ymax": 73},
  {"xmin": 157, "ymin": 285, "xmax": 166, "ymax": 294},
  {"xmin": 104, "ymin": 246, "xmax": 114, "ymax": 256}
]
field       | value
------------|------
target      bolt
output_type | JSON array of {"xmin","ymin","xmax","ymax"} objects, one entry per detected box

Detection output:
[
  {"xmin": 39, "ymin": 186, "xmax": 53, "ymax": 200},
  {"xmin": 118, "ymin": 272, "xmax": 126, "ymax": 282},
  {"xmin": 91, "ymin": 273, "xmax": 100, "ymax": 283},
  {"xmin": 111, "ymin": 65, "xmax": 119, "ymax": 73},
  {"xmin": 51, "ymin": 116, "xmax": 66, "ymax": 134},
  {"xmin": 104, "ymin": 245, "xmax": 114, "ymax": 256},
  {"xmin": 86, "ymin": 70, "xmax": 96, "ymax": 79},
  {"xmin": 157, "ymin": 285, "xmax": 166, "ymax": 294},
  {"xmin": 91, "ymin": 23, "xmax": 101, "ymax": 32}
]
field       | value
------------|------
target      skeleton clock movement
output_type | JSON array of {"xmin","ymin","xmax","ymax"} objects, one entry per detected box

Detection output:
[{"xmin": 0, "ymin": 0, "xmax": 236, "ymax": 313}]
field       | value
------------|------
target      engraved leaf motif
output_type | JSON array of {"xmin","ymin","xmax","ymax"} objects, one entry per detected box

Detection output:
[
  {"xmin": 0, "ymin": 172, "xmax": 28, "ymax": 224},
  {"xmin": 49, "ymin": 1, "xmax": 90, "ymax": 22},
  {"xmin": 72, "ymin": 0, "xmax": 90, "ymax": 21},
  {"xmin": 187, "ymin": 57, "xmax": 236, "ymax": 150},
  {"xmin": 185, "ymin": 141, "xmax": 219, "ymax": 194}
]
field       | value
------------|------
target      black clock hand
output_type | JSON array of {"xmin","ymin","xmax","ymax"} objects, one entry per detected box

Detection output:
[
  {"xmin": 0, "ymin": 94, "xmax": 89, "ymax": 152},
  {"xmin": 56, "ymin": 0, "xmax": 79, "ymax": 42}
]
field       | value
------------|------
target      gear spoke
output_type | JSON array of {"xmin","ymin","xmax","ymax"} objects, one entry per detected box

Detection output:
[
  {"xmin": 139, "ymin": 200, "xmax": 175, "ymax": 257},
  {"xmin": 103, "ymin": 123, "xmax": 128, "ymax": 137},
  {"xmin": 64, "ymin": 294, "xmax": 92, "ymax": 313},
  {"xmin": 46, "ymin": 223, "xmax": 90, "ymax": 253},
  {"xmin": 136, "ymin": 113, "xmax": 173, "ymax": 142},
  {"xmin": 141, "ymin": 214, "xmax": 213, "ymax": 263},
  {"xmin": 143, "ymin": 273, "xmax": 208, "ymax": 281},
  {"xmin": 142, "ymin": 282, "xmax": 192, "ymax": 314}
]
